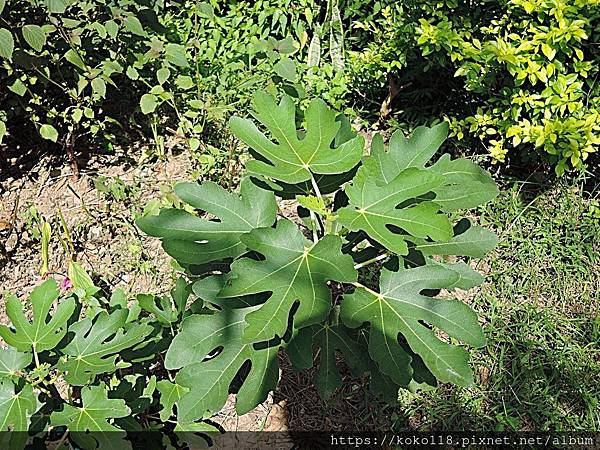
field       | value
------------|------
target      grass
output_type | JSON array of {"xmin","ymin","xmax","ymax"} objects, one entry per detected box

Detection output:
[{"xmin": 390, "ymin": 176, "xmax": 600, "ymax": 432}]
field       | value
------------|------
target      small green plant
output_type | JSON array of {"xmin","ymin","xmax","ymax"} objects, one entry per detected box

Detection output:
[
  {"xmin": 137, "ymin": 91, "xmax": 500, "ymax": 420},
  {"xmin": 0, "ymin": 269, "xmax": 218, "ymax": 449}
]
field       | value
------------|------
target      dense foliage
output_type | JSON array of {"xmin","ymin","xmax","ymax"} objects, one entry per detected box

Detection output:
[
  {"xmin": 345, "ymin": 0, "xmax": 600, "ymax": 173},
  {"xmin": 0, "ymin": 92, "xmax": 499, "ymax": 446},
  {"xmin": 0, "ymin": 0, "xmax": 173, "ymax": 173},
  {"xmin": 2, "ymin": 0, "xmax": 597, "ymax": 174},
  {"xmin": 0, "ymin": 263, "xmax": 219, "ymax": 449}
]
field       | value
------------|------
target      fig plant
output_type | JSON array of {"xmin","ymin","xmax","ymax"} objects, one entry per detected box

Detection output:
[
  {"xmin": 137, "ymin": 91, "xmax": 500, "ymax": 421},
  {"xmin": 0, "ymin": 93, "xmax": 499, "ymax": 448}
]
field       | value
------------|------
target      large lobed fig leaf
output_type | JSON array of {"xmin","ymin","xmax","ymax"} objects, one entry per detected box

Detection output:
[
  {"xmin": 0, "ymin": 279, "xmax": 76, "ymax": 353},
  {"xmin": 219, "ymin": 219, "xmax": 357, "ymax": 342},
  {"xmin": 165, "ymin": 305, "xmax": 280, "ymax": 422},
  {"xmin": 229, "ymin": 91, "xmax": 364, "ymax": 185},
  {"xmin": 50, "ymin": 384, "xmax": 131, "ymax": 450},
  {"xmin": 339, "ymin": 123, "xmax": 499, "ymax": 257},
  {"xmin": 137, "ymin": 178, "xmax": 276, "ymax": 266},
  {"xmin": 59, "ymin": 309, "xmax": 153, "ymax": 385},
  {"xmin": 342, "ymin": 264, "xmax": 486, "ymax": 387}
]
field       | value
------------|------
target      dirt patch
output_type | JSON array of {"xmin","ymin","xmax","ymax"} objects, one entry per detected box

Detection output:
[{"xmin": 0, "ymin": 152, "xmax": 195, "ymax": 300}]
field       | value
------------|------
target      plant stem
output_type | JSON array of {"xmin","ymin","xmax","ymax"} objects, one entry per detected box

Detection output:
[
  {"xmin": 310, "ymin": 174, "xmax": 323, "ymax": 199},
  {"xmin": 353, "ymin": 252, "xmax": 389, "ymax": 270},
  {"xmin": 33, "ymin": 344, "xmax": 40, "ymax": 368},
  {"xmin": 351, "ymin": 281, "xmax": 380, "ymax": 297},
  {"xmin": 309, "ymin": 210, "xmax": 319, "ymax": 242}
]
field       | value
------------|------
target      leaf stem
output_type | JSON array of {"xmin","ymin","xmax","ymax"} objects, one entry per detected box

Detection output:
[
  {"xmin": 309, "ymin": 210, "xmax": 319, "ymax": 242},
  {"xmin": 353, "ymin": 252, "xmax": 389, "ymax": 270},
  {"xmin": 32, "ymin": 344, "xmax": 40, "ymax": 368},
  {"xmin": 310, "ymin": 174, "xmax": 323, "ymax": 199},
  {"xmin": 351, "ymin": 281, "xmax": 380, "ymax": 297}
]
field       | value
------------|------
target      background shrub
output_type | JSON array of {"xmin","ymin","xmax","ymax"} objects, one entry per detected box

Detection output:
[{"xmin": 343, "ymin": 0, "xmax": 600, "ymax": 174}]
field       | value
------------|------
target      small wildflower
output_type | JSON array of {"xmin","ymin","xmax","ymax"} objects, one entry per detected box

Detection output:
[{"xmin": 60, "ymin": 277, "xmax": 73, "ymax": 291}]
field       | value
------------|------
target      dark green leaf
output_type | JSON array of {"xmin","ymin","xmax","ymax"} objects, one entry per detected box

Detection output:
[
  {"xmin": 59, "ymin": 310, "xmax": 153, "ymax": 385},
  {"xmin": 137, "ymin": 178, "xmax": 276, "ymax": 266},
  {"xmin": 219, "ymin": 219, "xmax": 357, "ymax": 342},
  {"xmin": 342, "ymin": 265, "xmax": 486, "ymax": 387},
  {"xmin": 0, "ymin": 28, "xmax": 14, "ymax": 60},
  {"xmin": 165, "ymin": 307, "xmax": 280, "ymax": 422},
  {"xmin": 22, "ymin": 25, "xmax": 46, "ymax": 52},
  {"xmin": 165, "ymin": 43, "xmax": 188, "ymax": 67}
]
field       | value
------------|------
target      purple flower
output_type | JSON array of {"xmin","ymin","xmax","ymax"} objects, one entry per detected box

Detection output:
[{"xmin": 60, "ymin": 277, "xmax": 73, "ymax": 291}]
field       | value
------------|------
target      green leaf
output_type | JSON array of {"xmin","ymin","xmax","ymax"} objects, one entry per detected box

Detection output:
[
  {"xmin": 176, "ymin": 75, "xmax": 194, "ymax": 89},
  {"xmin": 91, "ymin": 77, "xmax": 106, "ymax": 98},
  {"xmin": 0, "ymin": 0, "xmax": 5, "ymax": 15},
  {"xmin": 68, "ymin": 260, "xmax": 100, "ymax": 300},
  {"xmin": 413, "ymin": 225, "xmax": 499, "ymax": 258},
  {"xmin": 306, "ymin": 324, "xmax": 370, "ymax": 399},
  {"xmin": 364, "ymin": 126, "xmax": 498, "ymax": 212},
  {"xmin": 273, "ymin": 56, "xmax": 296, "ymax": 81},
  {"xmin": 219, "ymin": 219, "xmax": 357, "ymax": 342},
  {"xmin": 122, "ymin": 15, "xmax": 146, "ymax": 37},
  {"xmin": 45, "ymin": 0, "xmax": 67, "ymax": 13},
  {"xmin": 156, "ymin": 380, "xmax": 189, "ymax": 421},
  {"xmin": 0, "ymin": 279, "xmax": 76, "ymax": 352},
  {"xmin": 296, "ymin": 194, "xmax": 327, "ymax": 217},
  {"xmin": 139, "ymin": 93, "xmax": 157, "ymax": 114},
  {"xmin": 338, "ymin": 166, "xmax": 453, "ymax": 255},
  {"xmin": 156, "ymin": 67, "xmax": 170, "ymax": 85},
  {"xmin": 342, "ymin": 265, "xmax": 486, "ymax": 387},
  {"xmin": 329, "ymin": 0, "xmax": 344, "ymax": 71},
  {"xmin": 125, "ymin": 66, "xmax": 139, "ymax": 80},
  {"xmin": 59, "ymin": 310, "xmax": 153, "ymax": 385},
  {"xmin": 229, "ymin": 91, "xmax": 364, "ymax": 184},
  {"xmin": 0, "ymin": 28, "xmax": 14, "ymax": 60},
  {"xmin": 64, "ymin": 49, "xmax": 86, "ymax": 70},
  {"xmin": 8, "ymin": 79, "xmax": 27, "ymax": 96},
  {"xmin": 139, "ymin": 277, "xmax": 190, "ymax": 325},
  {"xmin": 0, "ymin": 381, "xmax": 38, "ymax": 431},
  {"xmin": 0, "ymin": 348, "xmax": 31, "ymax": 381},
  {"xmin": 105, "ymin": 19, "xmax": 119, "ymax": 38},
  {"xmin": 307, "ymin": 28, "xmax": 321, "ymax": 67},
  {"xmin": 22, "ymin": 25, "xmax": 46, "ymax": 52},
  {"xmin": 137, "ymin": 178, "xmax": 276, "ymax": 266},
  {"xmin": 50, "ymin": 384, "xmax": 130, "ymax": 450},
  {"xmin": 165, "ymin": 43, "xmax": 188, "ymax": 67},
  {"xmin": 366, "ymin": 124, "xmax": 449, "ymax": 183},
  {"xmin": 428, "ymin": 154, "xmax": 499, "ymax": 211},
  {"xmin": 0, "ymin": 120, "xmax": 5, "ymax": 145},
  {"xmin": 137, "ymin": 294, "xmax": 176, "ymax": 325},
  {"xmin": 165, "ymin": 306, "xmax": 280, "ymax": 421},
  {"xmin": 541, "ymin": 43, "xmax": 556, "ymax": 60},
  {"xmin": 51, "ymin": 384, "xmax": 130, "ymax": 431}
]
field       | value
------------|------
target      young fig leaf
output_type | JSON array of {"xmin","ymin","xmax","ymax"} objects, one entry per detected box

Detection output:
[
  {"xmin": 50, "ymin": 384, "xmax": 131, "ymax": 450},
  {"xmin": 0, "ymin": 279, "xmax": 76, "ymax": 352},
  {"xmin": 59, "ymin": 310, "xmax": 153, "ymax": 385},
  {"xmin": 0, "ymin": 381, "xmax": 38, "ymax": 431}
]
